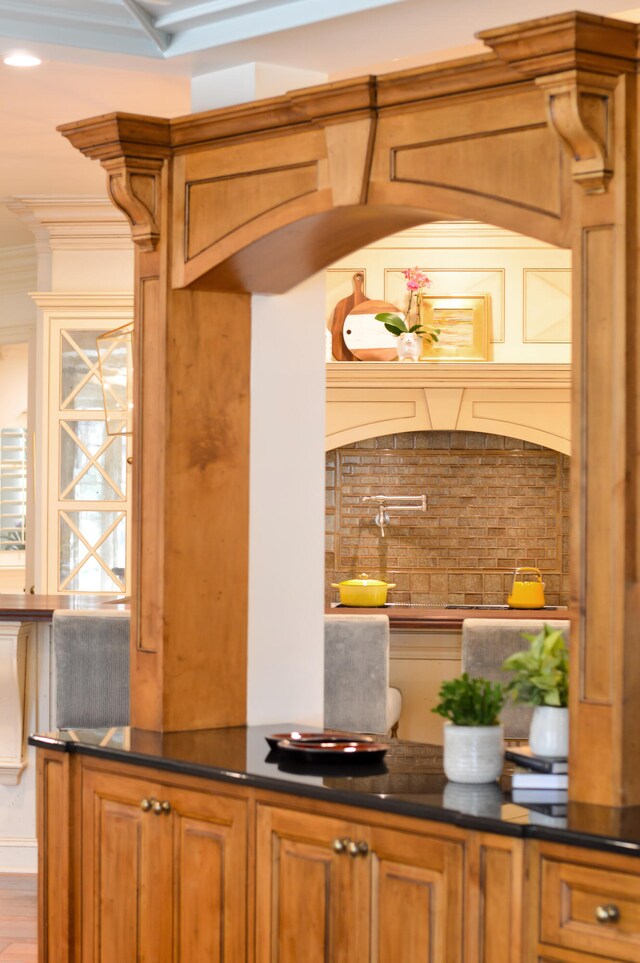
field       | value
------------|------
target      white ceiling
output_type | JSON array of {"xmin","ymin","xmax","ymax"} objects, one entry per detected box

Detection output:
[{"xmin": 0, "ymin": 0, "xmax": 637, "ymax": 248}]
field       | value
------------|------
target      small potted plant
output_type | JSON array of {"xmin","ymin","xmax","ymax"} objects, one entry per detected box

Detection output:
[
  {"xmin": 432, "ymin": 673, "xmax": 506, "ymax": 783},
  {"xmin": 502, "ymin": 624, "xmax": 569, "ymax": 758},
  {"xmin": 375, "ymin": 267, "xmax": 440, "ymax": 361}
]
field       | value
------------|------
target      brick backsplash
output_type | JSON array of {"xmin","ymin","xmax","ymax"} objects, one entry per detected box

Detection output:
[{"xmin": 326, "ymin": 431, "xmax": 570, "ymax": 607}]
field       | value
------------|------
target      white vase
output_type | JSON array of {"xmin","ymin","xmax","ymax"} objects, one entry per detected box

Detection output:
[
  {"xmin": 528, "ymin": 705, "xmax": 569, "ymax": 758},
  {"xmin": 396, "ymin": 332, "xmax": 421, "ymax": 362},
  {"xmin": 443, "ymin": 723, "xmax": 504, "ymax": 784}
]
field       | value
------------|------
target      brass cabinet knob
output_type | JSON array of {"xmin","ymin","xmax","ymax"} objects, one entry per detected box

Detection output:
[
  {"xmin": 347, "ymin": 840, "xmax": 369, "ymax": 857},
  {"xmin": 140, "ymin": 798, "xmax": 152, "ymax": 812},
  {"xmin": 595, "ymin": 904, "xmax": 620, "ymax": 924},
  {"xmin": 152, "ymin": 800, "xmax": 163, "ymax": 815},
  {"xmin": 332, "ymin": 838, "xmax": 348, "ymax": 854},
  {"xmin": 161, "ymin": 800, "xmax": 171, "ymax": 813}
]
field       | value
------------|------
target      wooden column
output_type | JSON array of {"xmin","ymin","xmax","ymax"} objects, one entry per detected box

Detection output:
[
  {"xmin": 482, "ymin": 12, "xmax": 640, "ymax": 806},
  {"xmin": 59, "ymin": 116, "xmax": 250, "ymax": 731},
  {"xmin": 59, "ymin": 14, "xmax": 640, "ymax": 799}
]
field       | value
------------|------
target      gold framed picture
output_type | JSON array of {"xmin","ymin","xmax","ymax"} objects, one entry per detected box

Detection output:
[{"xmin": 419, "ymin": 294, "xmax": 490, "ymax": 361}]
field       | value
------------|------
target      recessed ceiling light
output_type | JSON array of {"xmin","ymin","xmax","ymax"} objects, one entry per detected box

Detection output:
[{"xmin": 4, "ymin": 53, "xmax": 41, "ymax": 68}]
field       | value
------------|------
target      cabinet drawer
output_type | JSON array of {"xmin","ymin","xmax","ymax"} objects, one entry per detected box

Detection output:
[{"xmin": 540, "ymin": 854, "xmax": 640, "ymax": 962}]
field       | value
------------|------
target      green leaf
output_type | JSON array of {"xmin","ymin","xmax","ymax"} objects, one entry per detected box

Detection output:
[
  {"xmin": 375, "ymin": 312, "xmax": 402, "ymax": 324},
  {"xmin": 501, "ymin": 624, "xmax": 569, "ymax": 707},
  {"xmin": 384, "ymin": 322, "xmax": 404, "ymax": 336},
  {"xmin": 432, "ymin": 672, "xmax": 507, "ymax": 726}
]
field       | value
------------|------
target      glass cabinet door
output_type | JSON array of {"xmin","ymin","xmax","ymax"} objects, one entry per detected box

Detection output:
[{"xmin": 48, "ymin": 314, "xmax": 132, "ymax": 595}]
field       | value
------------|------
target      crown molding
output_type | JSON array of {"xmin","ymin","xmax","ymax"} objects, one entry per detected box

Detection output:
[
  {"xmin": 326, "ymin": 361, "xmax": 571, "ymax": 389},
  {"xmin": 0, "ymin": 321, "xmax": 35, "ymax": 343},
  {"xmin": 29, "ymin": 293, "xmax": 133, "ymax": 311},
  {"xmin": 365, "ymin": 220, "xmax": 556, "ymax": 249},
  {"xmin": 5, "ymin": 196, "xmax": 132, "ymax": 252}
]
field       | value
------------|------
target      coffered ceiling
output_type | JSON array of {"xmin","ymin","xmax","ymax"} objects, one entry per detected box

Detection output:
[{"xmin": 0, "ymin": 0, "xmax": 415, "ymax": 63}]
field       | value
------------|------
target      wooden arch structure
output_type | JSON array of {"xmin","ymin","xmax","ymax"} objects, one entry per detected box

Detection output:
[{"xmin": 62, "ymin": 11, "xmax": 640, "ymax": 807}]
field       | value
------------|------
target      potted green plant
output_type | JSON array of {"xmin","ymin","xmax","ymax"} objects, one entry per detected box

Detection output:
[
  {"xmin": 432, "ymin": 673, "xmax": 507, "ymax": 783},
  {"xmin": 375, "ymin": 267, "xmax": 440, "ymax": 361},
  {"xmin": 501, "ymin": 624, "xmax": 569, "ymax": 757}
]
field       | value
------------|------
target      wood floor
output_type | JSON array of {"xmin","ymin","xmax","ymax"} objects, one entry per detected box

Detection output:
[{"xmin": 0, "ymin": 875, "xmax": 36, "ymax": 961}]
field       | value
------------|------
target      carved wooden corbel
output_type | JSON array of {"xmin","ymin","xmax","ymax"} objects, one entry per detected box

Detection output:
[
  {"xmin": 535, "ymin": 70, "xmax": 618, "ymax": 195},
  {"xmin": 103, "ymin": 157, "xmax": 164, "ymax": 252}
]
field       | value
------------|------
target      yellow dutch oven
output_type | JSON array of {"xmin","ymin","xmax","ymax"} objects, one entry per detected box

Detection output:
[
  {"xmin": 507, "ymin": 566, "xmax": 546, "ymax": 609},
  {"xmin": 332, "ymin": 573, "xmax": 396, "ymax": 607}
]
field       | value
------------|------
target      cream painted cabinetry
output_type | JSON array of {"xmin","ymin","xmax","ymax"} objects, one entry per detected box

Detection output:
[
  {"xmin": 325, "ymin": 362, "xmax": 571, "ymax": 454},
  {"xmin": 32, "ymin": 295, "xmax": 133, "ymax": 595}
]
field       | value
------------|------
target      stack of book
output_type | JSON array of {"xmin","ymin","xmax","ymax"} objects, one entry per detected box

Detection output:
[{"xmin": 506, "ymin": 746, "xmax": 568, "ymax": 806}]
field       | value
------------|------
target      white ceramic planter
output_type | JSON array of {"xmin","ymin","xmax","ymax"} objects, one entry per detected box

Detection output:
[
  {"xmin": 443, "ymin": 723, "xmax": 504, "ymax": 784},
  {"xmin": 528, "ymin": 705, "xmax": 569, "ymax": 758}
]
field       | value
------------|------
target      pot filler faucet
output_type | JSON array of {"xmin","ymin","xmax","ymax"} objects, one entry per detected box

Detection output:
[{"xmin": 362, "ymin": 494, "xmax": 427, "ymax": 537}]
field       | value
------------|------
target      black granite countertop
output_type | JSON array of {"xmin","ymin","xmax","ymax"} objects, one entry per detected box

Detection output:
[{"xmin": 29, "ymin": 724, "xmax": 640, "ymax": 859}]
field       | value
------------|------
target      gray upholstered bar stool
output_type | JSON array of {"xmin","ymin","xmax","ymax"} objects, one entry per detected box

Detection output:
[
  {"xmin": 461, "ymin": 618, "xmax": 570, "ymax": 743},
  {"xmin": 52, "ymin": 608, "xmax": 130, "ymax": 729},
  {"xmin": 324, "ymin": 613, "xmax": 402, "ymax": 737}
]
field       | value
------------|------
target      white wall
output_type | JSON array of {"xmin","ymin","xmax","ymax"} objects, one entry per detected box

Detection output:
[{"xmin": 248, "ymin": 275, "xmax": 326, "ymax": 725}]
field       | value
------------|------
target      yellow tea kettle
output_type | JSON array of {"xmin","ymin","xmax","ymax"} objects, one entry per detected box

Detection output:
[{"xmin": 507, "ymin": 567, "xmax": 545, "ymax": 609}]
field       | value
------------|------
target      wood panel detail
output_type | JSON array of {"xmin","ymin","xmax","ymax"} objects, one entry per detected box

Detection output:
[
  {"xmin": 465, "ymin": 833, "xmax": 524, "ymax": 963},
  {"xmin": 81, "ymin": 769, "xmax": 171, "ymax": 963},
  {"xmin": 185, "ymin": 163, "xmax": 319, "ymax": 261},
  {"xmin": 581, "ymin": 224, "xmax": 616, "ymax": 706},
  {"xmin": 255, "ymin": 804, "xmax": 360, "ymax": 963},
  {"xmin": 369, "ymin": 825, "xmax": 464, "ymax": 963},
  {"xmin": 37, "ymin": 751, "xmax": 70, "ymax": 963},
  {"xmin": 171, "ymin": 785, "xmax": 247, "ymax": 963},
  {"xmin": 391, "ymin": 124, "xmax": 562, "ymax": 218}
]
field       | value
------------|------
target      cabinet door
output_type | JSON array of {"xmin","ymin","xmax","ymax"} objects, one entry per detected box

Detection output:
[
  {"xmin": 169, "ymin": 783, "xmax": 248, "ymax": 963},
  {"xmin": 81, "ymin": 768, "xmax": 172, "ymax": 963},
  {"xmin": 368, "ymin": 823, "xmax": 464, "ymax": 963},
  {"xmin": 256, "ymin": 804, "xmax": 367, "ymax": 963},
  {"xmin": 465, "ymin": 833, "xmax": 525, "ymax": 963}
]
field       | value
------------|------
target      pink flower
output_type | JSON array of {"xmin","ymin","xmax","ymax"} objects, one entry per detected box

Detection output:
[{"xmin": 402, "ymin": 266, "xmax": 431, "ymax": 292}]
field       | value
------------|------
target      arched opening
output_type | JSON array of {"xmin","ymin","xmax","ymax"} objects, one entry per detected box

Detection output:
[{"xmin": 62, "ymin": 12, "xmax": 640, "ymax": 805}]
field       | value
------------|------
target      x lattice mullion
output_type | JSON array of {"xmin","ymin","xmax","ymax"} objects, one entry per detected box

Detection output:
[
  {"xmin": 59, "ymin": 510, "xmax": 125, "ymax": 591},
  {"xmin": 59, "ymin": 421, "xmax": 125, "ymax": 501}
]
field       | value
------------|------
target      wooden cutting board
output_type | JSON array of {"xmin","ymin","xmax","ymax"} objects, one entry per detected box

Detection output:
[
  {"xmin": 343, "ymin": 297, "xmax": 402, "ymax": 361},
  {"xmin": 330, "ymin": 272, "xmax": 366, "ymax": 361}
]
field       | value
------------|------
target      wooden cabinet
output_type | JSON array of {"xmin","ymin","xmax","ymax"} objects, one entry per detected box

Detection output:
[
  {"xmin": 465, "ymin": 832, "xmax": 525, "ymax": 963},
  {"xmin": 529, "ymin": 841, "xmax": 640, "ymax": 963},
  {"xmin": 38, "ymin": 744, "xmax": 640, "ymax": 963},
  {"xmin": 79, "ymin": 763, "xmax": 248, "ymax": 963},
  {"xmin": 255, "ymin": 802, "xmax": 464, "ymax": 963}
]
